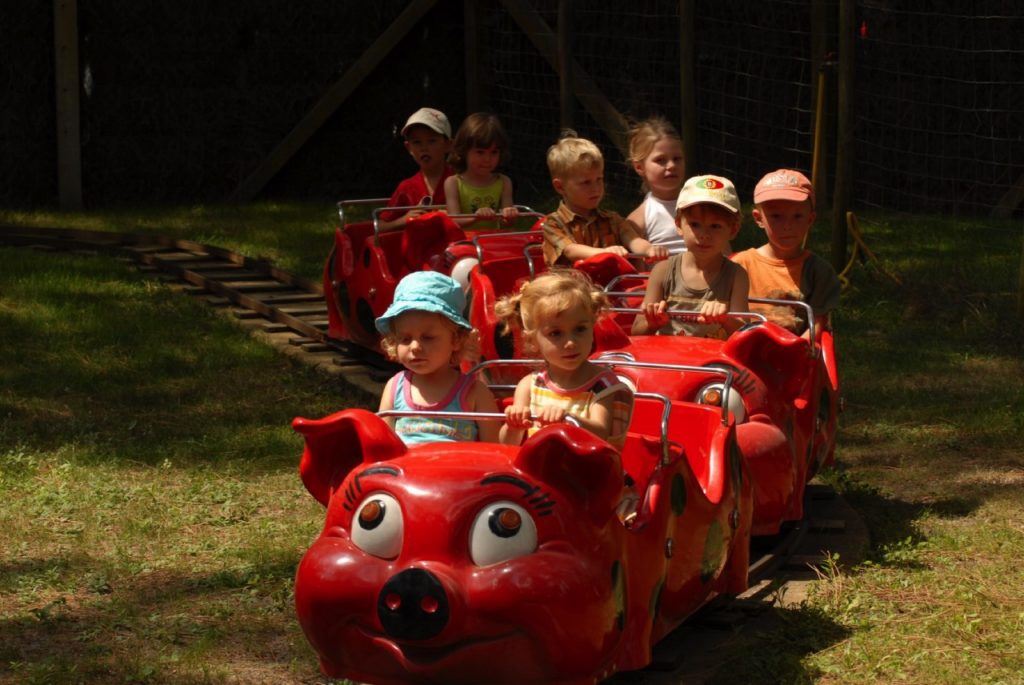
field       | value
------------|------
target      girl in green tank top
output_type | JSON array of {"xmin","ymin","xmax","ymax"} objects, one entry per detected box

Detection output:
[{"xmin": 443, "ymin": 112, "xmax": 519, "ymax": 228}]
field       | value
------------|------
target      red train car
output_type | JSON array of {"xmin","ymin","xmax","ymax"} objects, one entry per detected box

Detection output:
[{"xmin": 296, "ymin": 199, "xmax": 841, "ymax": 683}]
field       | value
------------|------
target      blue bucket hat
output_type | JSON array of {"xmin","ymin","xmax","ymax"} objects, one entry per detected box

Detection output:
[{"xmin": 375, "ymin": 271, "xmax": 471, "ymax": 335}]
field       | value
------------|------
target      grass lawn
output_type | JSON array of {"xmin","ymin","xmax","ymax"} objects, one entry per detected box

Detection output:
[{"xmin": 1, "ymin": 204, "xmax": 1023, "ymax": 684}]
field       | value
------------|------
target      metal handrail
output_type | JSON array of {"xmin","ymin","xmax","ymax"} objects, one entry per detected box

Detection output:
[
  {"xmin": 370, "ymin": 203, "xmax": 448, "ymax": 243},
  {"xmin": 632, "ymin": 391, "xmax": 673, "ymax": 466},
  {"xmin": 608, "ymin": 307, "xmax": 768, "ymax": 324},
  {"xmin": 468, "ymin": 358, "xmax": 734, "ymax": 426},
  {"xmin": 605, "ymin": 273, "xmax": 650, "ymax": 291},
  {"xmin": 749, "ymin": 297, "xmax": 817, "ymax": 348},
  {"xmin": 377, "ymin": 409, "xmax": 581, "ymax": 428},
  {"xmin": 370, "ymin": 204, "xmax": 541, "ymax": 246},
  {"xmin": 337, "ymin": 198, "xmax": 390, "ymax": 225}
]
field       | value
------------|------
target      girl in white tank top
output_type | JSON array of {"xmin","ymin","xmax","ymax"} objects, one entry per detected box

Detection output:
[{"xmin": 626, "ymin": 118, "xmax": 688, "ymax": 254}]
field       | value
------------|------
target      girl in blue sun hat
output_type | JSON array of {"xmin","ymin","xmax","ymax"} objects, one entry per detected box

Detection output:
[{"xmin": 375, "ymin": 271, "xmax": 501, "ymax": 445}]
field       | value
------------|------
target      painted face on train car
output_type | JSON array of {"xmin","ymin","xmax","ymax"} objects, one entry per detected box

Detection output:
[{"xmin": 294, "ymin": 414, "xmax": 627, "ymax": 685}]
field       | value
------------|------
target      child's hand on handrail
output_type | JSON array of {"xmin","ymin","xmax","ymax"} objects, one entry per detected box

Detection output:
[
  {"xmin": 641, "ymin": 300, "xmax": 670, "ymax": 330},
  {"xmin": 642, "ymin": 244, "xmax": 670, "ymax": 261},
  {"xmin": 696, "ymin": 300, "xmax": 729, "ymax": 324},
  {"xmin": 504, "ymin": 403, "xmax": 569, "ymax": 429}
]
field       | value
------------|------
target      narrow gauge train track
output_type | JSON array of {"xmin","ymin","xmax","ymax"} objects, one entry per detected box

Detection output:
[
  {"xmin": 619, "ymin": 482, "xmax": 859, "ymax": 684},
  {"xmin": 0, "ymin": 224, "xmax": 397, "ymax": 394},
  {"xmin": 1, "ymin": 224, "xmax": 860, "ymax": 684}
]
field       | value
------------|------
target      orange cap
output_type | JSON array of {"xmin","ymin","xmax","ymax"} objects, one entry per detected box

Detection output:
[{"xmin": 753, "ymin": 169, "xmax": 814, "ymax": 207}]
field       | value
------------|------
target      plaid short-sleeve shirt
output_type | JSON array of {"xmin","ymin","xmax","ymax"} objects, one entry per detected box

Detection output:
[{"xmin": 542, "ymin": 202, "xmax": 641, "ymax": 266}]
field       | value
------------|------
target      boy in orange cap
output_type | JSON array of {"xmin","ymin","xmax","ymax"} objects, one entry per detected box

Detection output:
[{"xmin": 731, "ymin": 169, "xmax": 840, "ymax": 338}]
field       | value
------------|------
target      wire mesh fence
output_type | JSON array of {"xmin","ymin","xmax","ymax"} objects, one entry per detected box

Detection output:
[
  {"xmin": 481, "ymin": 0, "xmax": 1023, "ymax": 219},
  {"xmin": 2, "ymin": 1, "xmax": 1021, "ymax": 219},
  {"xmin": 854, "ymin": 2, "xmax": 1023, "ymax": 216}
]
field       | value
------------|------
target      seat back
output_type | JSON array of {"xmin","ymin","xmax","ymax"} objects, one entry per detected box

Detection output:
[{"xmin": 401, "ymin": 211, "xmax": 465, "ymax": 274}]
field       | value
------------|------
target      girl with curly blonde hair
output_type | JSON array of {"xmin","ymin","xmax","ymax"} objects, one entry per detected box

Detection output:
[{"xmin": 494, "ymin": 270, "xmax": 632, "ymax": 448}]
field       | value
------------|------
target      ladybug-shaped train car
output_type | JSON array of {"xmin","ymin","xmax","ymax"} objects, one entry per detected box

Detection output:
[{"xmin": 293, "ymin": 370, "xmax": 753, "ymax": 684}]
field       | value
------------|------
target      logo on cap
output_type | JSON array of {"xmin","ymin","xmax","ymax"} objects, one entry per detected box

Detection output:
[
  {"xmin": 764, "ymin": 172, "xmax": 799, "ymax": 188},
  {"xmin": 697, "ymin": 178, "xmax": 725, "ymax": 190}
]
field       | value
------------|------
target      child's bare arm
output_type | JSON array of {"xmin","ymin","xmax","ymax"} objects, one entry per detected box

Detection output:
[
  {"xmin": 626, "ymin": 236, "xmax": 668, "ymax": 260},
  {"xmin": 631, "ymin": 260, "xmax": 670, "ymax": 334},
  {"xmin": 561, "ymin": 241, "xmax": 620, "ymax": 262},
  {"xmin": 443, "ymin": 176, "xmax": 461, "ymax": 216},
  {"xmin": 499, "ymin": 375, "xmax": 533, "ymax": 445},
  {"xmin": 378, "ymin": 376, "xmax": 397, "ymax": 431},
  {"xmin": 445, "ymin": 176, "xmax": 479, "ymax": 227},
  {"xmin": 575, "ymin": 395, "xmax": 614, "ymax": 442},
  {"xmin": 808, "ymin": 312, "xmax": 832, "ymax": 340},
  {"xmin": 721, "ymin": 266, "xmax": 749, "ymax": 334},
  {"xmin": 625, "ymin": 204, "xmax": 648, "ymax": 239},
  {"xmin": 498, "ymin": 175, "xmax": 519, "ymax": 221},
  {"xmin": 378, "ymin": 209, "xmax": 424, "ymax": 232},
  {"xmin": 468, "ymin": 379, "xmax": 502, "ymax": 443}
]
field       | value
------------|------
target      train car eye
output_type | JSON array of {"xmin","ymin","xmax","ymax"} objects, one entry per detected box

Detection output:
[
  {"xmin": 469, "ymin": 502, "xmax": 537, "ymax": 566},
  {"xmin": 352, "ymin": 493, "xmax": 403, "ymax": 559},
  {"xmin": 697, "ymin": 382, "xmax": 746, "ymax": 423}
]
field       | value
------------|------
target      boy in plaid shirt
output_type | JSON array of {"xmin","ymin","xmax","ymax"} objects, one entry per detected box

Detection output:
[{"xmin": 541, "ymin": 132, "xmax": 668, "ymax": 267}]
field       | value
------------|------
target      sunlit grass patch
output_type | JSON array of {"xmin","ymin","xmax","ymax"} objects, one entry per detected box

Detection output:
[{"xmin": 0, "ymin": 242, "xmax": 368, "ymax": 682}]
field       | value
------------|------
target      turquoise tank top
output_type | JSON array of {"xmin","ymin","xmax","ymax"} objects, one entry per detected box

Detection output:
[{"xmin": 390, "ymin": 370, "xmax": 478, "ymax": 444}]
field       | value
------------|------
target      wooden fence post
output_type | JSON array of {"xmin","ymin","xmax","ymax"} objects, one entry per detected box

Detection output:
[
  {"xmin": 1018, "ymin": 227, "xmax": 1024, "ymax": 323},
  {"xmin": 830, "ymin": 0, "xmax": 854, "ymax": 272},
  {"xmin": 811, "ymin": 0, "xmax": 829, "ymax": 208},
  {"xmin": 54, "ymin": 0, "xmax": 83, "ymax": 209}
]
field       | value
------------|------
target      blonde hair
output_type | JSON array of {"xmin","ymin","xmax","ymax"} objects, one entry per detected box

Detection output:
[
  {"xmin": 494, "ymin": 270, "xmax": 609, "ymax": 354},
  {"xmin": 546, "ymin": 131, "xmax": 604, "ymax": 181},
  {"xmin": 380, "ymin": 312, "xmax": 474, "ymax": 366},
  {"xmin": 449, "ymin": 112, "xmax": 510, "ymax": 173},
  {"xmin": 628, "ymin": 117, "xmax": 683, "ymax": 192}
]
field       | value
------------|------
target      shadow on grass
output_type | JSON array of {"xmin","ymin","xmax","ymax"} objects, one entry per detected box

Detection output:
[
  {"xmin": 702, "ymin": 604, "xmax": 851, "ymax": 685},
  {"xmin": 0, "ymin": 248, "xmax": 378, "ymax": 474},
  {"xmin": 823, "ymin": 469, "xmax": 981, "ymax": 570},
  {"xmin": 0, "ymin": 553, "xmax": 320, "ymax": 684}
]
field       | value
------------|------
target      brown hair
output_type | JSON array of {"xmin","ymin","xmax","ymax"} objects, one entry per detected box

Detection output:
[
  {"xmin": 678, "ymin": 202, "xmax": 741, "ymax": 225},
  {"xmin": 493, "ymin": 269, "xmax": 609, "ymax": 354},
  {"xmin": 448, "ymin": 112, "xmax": 510, "ymax": 173}
]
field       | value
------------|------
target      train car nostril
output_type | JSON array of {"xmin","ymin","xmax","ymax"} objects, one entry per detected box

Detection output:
[{"xmin": 378, "ymin": 568, "xmax": 449, "ymax": 640}]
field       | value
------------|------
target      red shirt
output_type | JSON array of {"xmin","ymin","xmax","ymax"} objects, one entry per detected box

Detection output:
[{"xmin": 381, "ymin": 166, "xmax": 454, "ymax": 221}]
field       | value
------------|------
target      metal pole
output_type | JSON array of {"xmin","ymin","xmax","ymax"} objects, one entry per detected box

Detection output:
[{"xmin": 830, "ymin": 0, "xmax": 855, "ymax": 272}]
